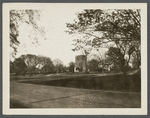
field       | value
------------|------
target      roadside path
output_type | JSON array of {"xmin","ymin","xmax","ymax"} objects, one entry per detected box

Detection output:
[{"xmin": 10, "ymin": 82, "xmax": 141, "ymax": 108}]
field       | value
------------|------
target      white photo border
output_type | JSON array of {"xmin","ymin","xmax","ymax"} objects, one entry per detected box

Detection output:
[{"xmin": 2, "ymin": 3, "xmax": 147, "ymax": 115}]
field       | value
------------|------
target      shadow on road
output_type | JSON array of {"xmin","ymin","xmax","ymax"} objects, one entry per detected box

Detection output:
[{"xmin": 10, "ymin": 99, "xmax": 32, "ymax": 108}]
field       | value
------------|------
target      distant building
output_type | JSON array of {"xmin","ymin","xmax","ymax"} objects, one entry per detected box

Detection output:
[
  {"xmin": 98, "ymin": 62, "xmax": 114, "ymax": 73},
  {"xmin": 74, "ymin": 55, "xmax": 86, "ymax": 72}
]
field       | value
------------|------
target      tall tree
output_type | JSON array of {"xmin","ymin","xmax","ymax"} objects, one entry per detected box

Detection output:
[
  {"xmin": 69, "ymin": 62, "xmax": 75, "ymax": 73},
  {"xmin": 66, "ymin": 9, "xmax": 141, "ymax": 70},
  {"xmin": 20, "ymin": 54, "xmax": 43, "ymax": 75},
  {"xmin": 10, "ymin": 61, "xmax": 15, "ymax": 73},
  {"xmin": 87, "ymin": 59, "xmax": 99, "ymax": 71},
  {"xmin": 53, "ymin": 59, "xmax": 64, "ymax": 73},
  {"xmin": 12, "ymin": 58, "xmax": 27, "ymax": 75},
  {"xmin": 41, "ymin": 58, "xmax": 55, "ymax": 74},
  {"xmin": 106, "ymin": 47, "xmax": 125, "ymax": 72},
  {"xmin": 20, "ymin": 54, "xmax": 56, "ymax": 74},
  {"xmin": 10, "ymin": 10, "xmax": 45, "ymax": 58}
]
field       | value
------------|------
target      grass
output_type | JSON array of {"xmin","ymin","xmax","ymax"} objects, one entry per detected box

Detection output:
[{"xmin": 16, "ymin": 73, "xmax": 141, "ymax": 93}]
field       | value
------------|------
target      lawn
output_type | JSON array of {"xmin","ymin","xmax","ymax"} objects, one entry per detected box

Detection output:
[{"xmin": 12, "ymin": 72, "xmax": 141, "ymax": 93}]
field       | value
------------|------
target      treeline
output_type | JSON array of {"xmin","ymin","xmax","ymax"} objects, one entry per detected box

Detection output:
[
  {"xmin": 10, "ymin": 54, "xmax": 67, "ymax": 75},
  {"xmin": 87, "ymin": 46, "xmax": 140, "ymax": 73}
]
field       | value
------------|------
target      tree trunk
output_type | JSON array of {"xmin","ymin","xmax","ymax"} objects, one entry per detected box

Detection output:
[{"xmin": 126, "ymin": 54, "xmax": 131, "ymax": 66}]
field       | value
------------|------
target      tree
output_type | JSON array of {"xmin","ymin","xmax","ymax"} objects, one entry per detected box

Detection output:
[
  {"xmin": 20, "ymin": 54, "xmax": 44, "ymax": 75},
  {"xmin": 20, "ymin": 54, "xmax": 56, "ymax": 75},
  {"xmin": 12, "ymin": 58, "xmax": 27, "ymax": 75},
  {"xmin": 87, "ymin": 59, "xmax": 99, "ymax": 71},
  {"xmin": 106, "ymin": 47, "xmax": 125, "ymax": 72},
  {"xmin": 53, "ymin": 59, "xmax": 64, "ymax": 73},
  {"xmin": 66, "ymin": 9, "xmax": 141, "ymax": 71},
  {"xmin": 69, "ymin": 62, "xmax": 75, "ymax": 73},
  {"xmin": 61, "ymin": 66, "xmax": 67, "ymax": 72},
  {"xmin": 10, "ymin": 10, "xmax": 45, "ymax": 58},
  {"xmin": 66, "ymin": 9, "xmax": 140, "ymax": 42},
  {"xmin": 41, "ymin": 58, "xmax": 55, "ymax": 74},
  {"xmin": 131, "ymin": 50, "xmax": 141, "ymax": 69},
  {"xmin": 10, "ymin": 61, "xmax": 15, "ymax": 73}
]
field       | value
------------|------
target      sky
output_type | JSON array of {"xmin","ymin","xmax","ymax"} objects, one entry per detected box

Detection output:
[{"xmin": 13, "ymin": 7, "xmax": 107, "ymax": 66}]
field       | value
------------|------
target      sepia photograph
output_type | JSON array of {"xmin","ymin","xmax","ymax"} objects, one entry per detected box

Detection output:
[{"xmin": 3, "ymin": 3, "xmax": 147, "ymax": 115}]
